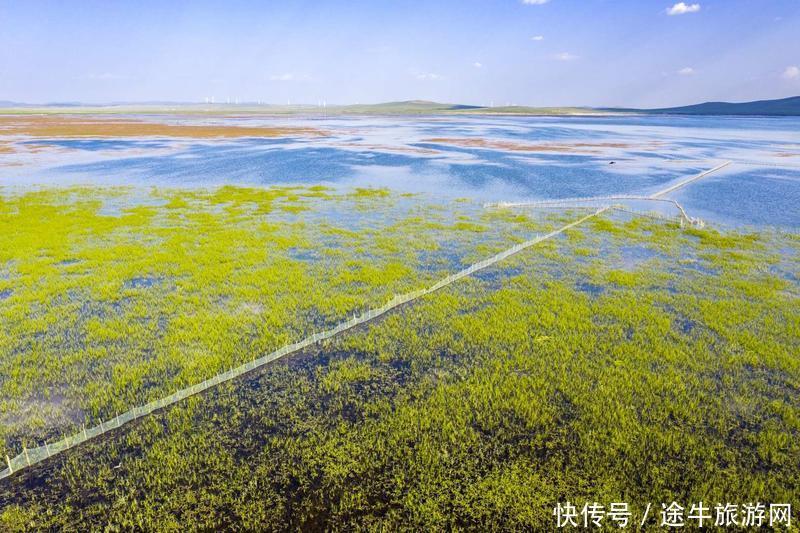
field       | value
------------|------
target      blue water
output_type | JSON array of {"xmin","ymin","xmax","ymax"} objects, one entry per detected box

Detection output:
[
  {"xmin": 676, "ymin": 167, "xmax": 800, "ymax": 228},
  {"xmin": 22, "ymin": 139, "xmax": 172, "ymax": 151},
  {"xmin": 3, "ymin": 114, "xmax": 799, "ymax": 229}
]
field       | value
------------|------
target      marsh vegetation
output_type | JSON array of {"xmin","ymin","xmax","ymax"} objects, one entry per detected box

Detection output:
[
  {"xmin": 0, "ymin": 186, "xmax": 547, "ymax": 455},
  {"xmin": 1, "ymin": 187, "xmax": 797, "ymax": 529}
]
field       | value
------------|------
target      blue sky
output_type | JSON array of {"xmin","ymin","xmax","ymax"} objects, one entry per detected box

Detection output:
[{"xmin": 1, "ymin": 0, "xmax": 798, "ymax": 107}]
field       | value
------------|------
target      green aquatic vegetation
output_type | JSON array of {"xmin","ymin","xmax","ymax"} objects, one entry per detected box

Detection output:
[
  {"xmin": 604, "ymin": 269, "xmax": 649, "ymax": 287},
  {"xmin": 451, "ymin": 221, "xmax": 488, "ymax": 233},
  {"xmin": 0, "ymin": 200, "xmax": 797, "ymax": 530},
  {"xmin": 564, "ymin": 226, "xmax": 587, "ymax": 242},
  {"xmin": 350, "ymin": 187, "xmax": 391, "ymax": 198},
  {"xmin": 684, "ymin": 226, "xmax": 760, "ymax": 249},
  {"xmin": 319, "ymin": 358, "xmax": 374, "ymax": 394},
  {"xmin": 589, "ymin": 216, "xmax": 625, "ymax": 235},
  {"xmin": 0, "ymin": 186, "xmax": 550, "ymax": 454}
]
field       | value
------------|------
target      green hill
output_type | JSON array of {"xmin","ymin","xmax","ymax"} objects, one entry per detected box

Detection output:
[{"xmin": 610, "ymin": 96, "xmax": 800, "ymax": 116}]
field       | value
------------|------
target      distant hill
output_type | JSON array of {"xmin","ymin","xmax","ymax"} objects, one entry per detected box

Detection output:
[
  {"xmin": 339, "ymin": 100, "xmax": 480, "ymax": 114},
  {"xmin": 2, "ymin": 96, "xmax": 797, "ymax": 116},
  {"xmin": 0, "ymin": 100, "xmax": 602, "ymax": 116},
  {"xmin": 611, "ymin": 96, "xmax": 800, "ymax": 116},
  {"xmin": 338, "ymin": 100, "xmax": 599, "ymax": 116},
  {"xmin": 455, "ymin": 105, "xmax": 599, "ymax": 116}
]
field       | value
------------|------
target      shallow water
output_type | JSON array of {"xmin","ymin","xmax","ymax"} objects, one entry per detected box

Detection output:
[{"xmin": 2, "ymin": 114, "xmax": 798, "ymax": 229}]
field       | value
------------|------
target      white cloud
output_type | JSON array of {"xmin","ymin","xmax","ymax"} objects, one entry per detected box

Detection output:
[
  {"xmin": 677, "ymin": 67, "xmax": 695, "ymax": 75},
  {"xmin": 666, "ymin": 2, "xmax": 700, "ymax": 15},
  {"xmin": 473, "ymin": 62, "xmax": 483, "ymax": 68},
  {"xmin": 522, "ymin": 0, "xmax": 549, "ymax": 4},
  {"xmin": 553, "ymin": 52, "xmax": 579, "ymax": 61},
  {"xmin": 415, "ymin": 72, "xmax": 444, "ymax": 80},
  {"xmin": 269, "ymin": 73, "xmax": 312, "ymax": 82},
  {"xmin": 531, "ymin": 35, "xmax": 544, "ymax": 41},
  {"xmin": 782, "ymin": 65, "xmax": 800, "ymax": 80}
]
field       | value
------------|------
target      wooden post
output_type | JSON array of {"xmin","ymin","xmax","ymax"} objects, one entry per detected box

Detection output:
[
  {"xmin": 45, "ymin": 441, "xmax": 51, "ymax": 458},
  {"xmin": 24, "ymin": 446, "xmax": 30, "ymax": 467},
  {"xmin": 83, "ymin": 423, "xmax": 88, "ymax": 439},
  {"xmin": 6, "ymin": 454, "xmax": 12, "ymax": 474}
]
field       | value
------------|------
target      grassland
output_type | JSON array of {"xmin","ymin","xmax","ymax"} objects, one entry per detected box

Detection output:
[{"xmin": 0, "ymin": 187, "xmax": 797, "ymax": 530}]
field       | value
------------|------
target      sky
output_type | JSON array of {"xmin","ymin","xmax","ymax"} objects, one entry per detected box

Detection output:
[{"xmin": 1, "ymin": 0, "xmax": 799, "ymax": 108}]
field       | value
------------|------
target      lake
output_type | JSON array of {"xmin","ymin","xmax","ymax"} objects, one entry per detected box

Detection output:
[{"xmin": 2, "ymin": 114, "xmax": 799, "ymax": 229}]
